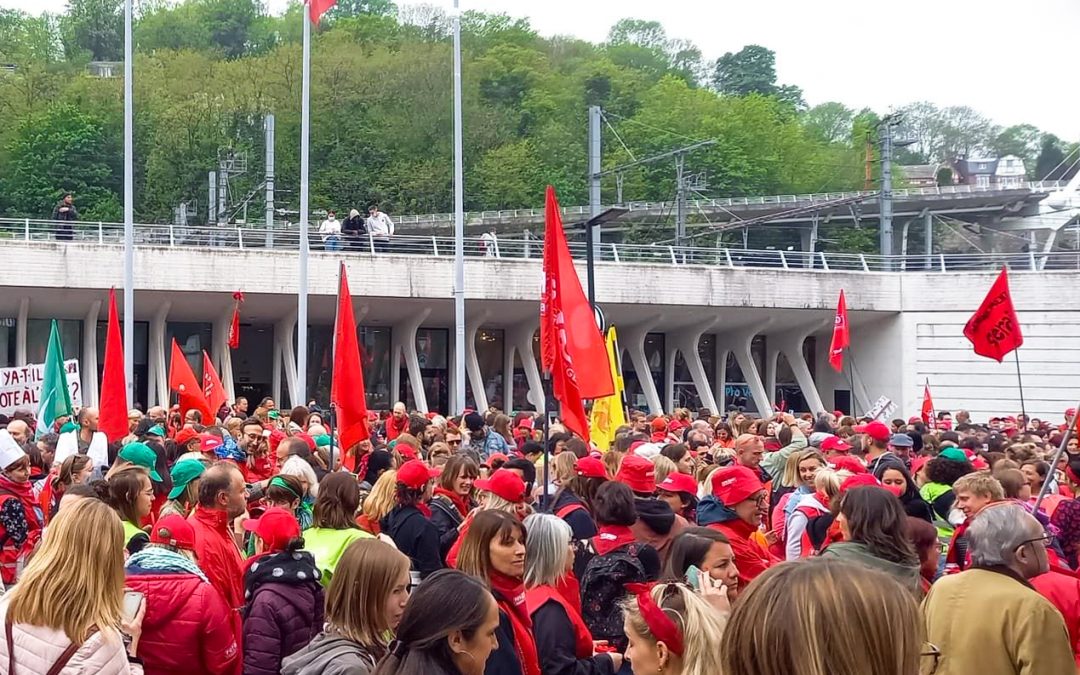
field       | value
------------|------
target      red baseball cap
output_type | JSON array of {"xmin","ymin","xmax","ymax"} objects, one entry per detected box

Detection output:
[
  {"xmin": 839, "ymin": 474, "xmax": 880, "ymax": 494},
  {"xmin": 396, "ymin": 444, "xmax": 418, "ymax": 461},
  {"xmin": 657, "ymin": 473, "xmax": 698, "ymax": 497},
  {"xmin": 486, "ymin": 452, "xmax": 509, "ymax": 466},
  {"xmin": 474, "ymin": 469, "xmax": 527, "ymax": 503},
  {"xmin": 575, "ymin": 456, "xmax": 608, "ymax": 480},
  {"xmin": 242, "ymin": 507, "xmax": 301, "ymax": 552},
  {"xmin": 853, "ymin": 420, "xmax": 890, "ymax": 442},
  {"xmin": 910, "ymin": 455, "xmax": 930, "ymax": 475},
  {"xmin": 175, "ymin": 427, "xmax": 199, "ymax": 447},
  {"xmin": 397, "ymin": 459, "xmax": 438, "ymax": 490},
  {"xmin": 199, "ymin": 433, "xmax": 222, "ymax": 455},
  {"xmin": 820, "ymin": 436, "xmax": 852, "ymax": 454},
  {"xmin": 710, "ymin": 465, "xmax": 763, "ymax": 506},
  {"xmin": 830, "ymin": 455, "xmax": 868, "ymax": 475},
  {"xmin": 616, "ymin": 454, "xmax": 657, "ymax": 494},
  {"xmin": 150, "ymin": 514, "xmax": 196, "ymax": 551}
]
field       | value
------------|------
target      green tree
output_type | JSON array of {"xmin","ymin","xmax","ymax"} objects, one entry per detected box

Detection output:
[
  {"xmin": 711, "ymin": 45, "xmax": 776, "ymax": 96},
  {"xmin": 61, "ymin": 0, "xmax": 123, "ymax": 61}
]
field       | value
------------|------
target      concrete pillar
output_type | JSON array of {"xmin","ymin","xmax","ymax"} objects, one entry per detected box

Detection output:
[
  {"xmin": 275, "ymin": 311, "xmax": 298, "ymax": 407},
  {"xmin": 391, "ymin": 308, "xmax": 431, "ymax": 413},
  {"xmin": 717, "ymin": 320, "xmax": 771, "ymax": 417},
  {"xmin": 715, "ymin": 346, "xmax": 727, "ymax": 413},
  {"xmin": 764, "ymin": 344, "xmax": 778, "ymax": 409},
  {"xmin": 466, "ymin": 310, "xmax": 491, "ymax": 412},
  {"xmin": 81, "ymin": 300, "xmax": 102, "ymax": 407},
  {"xmin": 502, "ymin": 328, "xmax": 516, "ymax": 411},
  {"xmin": 15, "ymin": 298, "xmax": 28, "ymax": 367},
  {"xmin": 771, "ymin": 323, "xmax": 828, "ymax": 414},
  {"xmin": 212, "ymin": 303, "xmax": 235, "ymax": 402},
  {"xmin": 621, "ymin": 317, "xmax": 664, "ymax": 415},
  {"xmin": 148, "ymin": 301, "xmax": 170, "ymax": 408},
  {"xmin": 507, "ymin": 323, "xmax": 543, "ymax": 413},
  {"xmin": 668, "ymin": 319, "xmax": 719, "ymax": 414}
]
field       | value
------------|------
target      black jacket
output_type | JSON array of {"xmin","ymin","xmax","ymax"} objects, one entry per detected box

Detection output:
[
  {"xmin": 532, "ymin": 599, "xmax": 616, "ymax": 675},
  {"xmin": 341, "ymin": 215, "xmax": 366, "ymax": 237},
  {"xmin": 52, "ymin": 201, "xmax": 79, "ymax": 221},
  {"xmin": 381, "ymin": 504, "xmax": 442, "ymax": 580},
  {"xmin": 486, "ymin": 597, "xmax": 524, "ymax": 675},
  {"xmin": 551, "ymin": 490, "xmax": 597, "ymax": 541},
  {"xmin": 428, "ymin": 495, "xmax": 464, "ymax": 561}
]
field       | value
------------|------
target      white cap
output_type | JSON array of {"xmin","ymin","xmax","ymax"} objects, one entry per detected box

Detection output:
[
  {"xmin": 0, "ymin": 430, "xmax": 26, "ymax": 470},
  {"xmin": 633, "ymin": 442, "xmax": 662, "ymax": 460}
]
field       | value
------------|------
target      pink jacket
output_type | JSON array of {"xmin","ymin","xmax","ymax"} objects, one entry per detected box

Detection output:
[{"xmin": 0, "ymin": 600, "xmax": 142, "ymax": 674}]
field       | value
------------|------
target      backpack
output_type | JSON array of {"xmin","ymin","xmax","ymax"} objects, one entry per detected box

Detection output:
[{"xmin": 579, "ymin": 542, "xmax": 648, "ymax": 651}]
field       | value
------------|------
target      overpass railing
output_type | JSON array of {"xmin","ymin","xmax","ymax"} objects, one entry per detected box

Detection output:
[{"xmin": 2, "ymin": 217, "xmax": 1079, "ymax": 273}]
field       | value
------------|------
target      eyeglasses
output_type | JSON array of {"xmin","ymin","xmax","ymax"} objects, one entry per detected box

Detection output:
[
  {"xmin": 921, "ymin": 643, "xmax": 941, "ymax": 674},
  {"xmin": 1019, "ymin": 533, "xmax": 1056, "ymax": 549}
]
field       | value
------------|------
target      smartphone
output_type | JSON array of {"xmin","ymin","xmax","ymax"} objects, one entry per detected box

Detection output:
[
  {"xmin": 122, "ymin": 590, "xmax": 144, "ymax": 623},
  {"xmin": 685, "ymin": 564, "xmax": 703, "ymax": 591}
]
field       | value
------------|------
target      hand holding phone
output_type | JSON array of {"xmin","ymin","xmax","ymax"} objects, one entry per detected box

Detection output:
[
  {"xmin": 685, "ymin": 564, "xmax": 703, "ymax": 591},
  {"xmin": 122, "ymin": 590, "xmax": 144, "ymax": 623}
]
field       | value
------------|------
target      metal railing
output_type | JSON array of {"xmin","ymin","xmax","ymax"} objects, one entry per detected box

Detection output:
[{"xmin": 4, "ymin": 217, "xmax": 1080, "ymax": 274}]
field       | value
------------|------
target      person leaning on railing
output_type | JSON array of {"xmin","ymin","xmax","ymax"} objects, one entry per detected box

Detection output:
[{"xmin": 51, "ymin": 193, "xmax": 79, "ymax": 242}]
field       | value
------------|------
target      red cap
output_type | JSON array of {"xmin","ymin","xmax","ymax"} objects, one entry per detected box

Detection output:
[
  {"xmin": 971, "ymin": 456, "xmax": 989, "ymax": 470},
  {"xmin": 657, "ymin": 473, "xmax": 698, "ymax": 496},
  {"xmin": 150, "ymin": 514, "xmax": 196, "ymax": 551},
  {"xmin": 242, "ymin": 507, "xmax": 301, "ymax": 552},
  {"xmin": 575, "ymin": 456, "xmax": 608, "ymax": 480},
  {"xmin": 830, "ymin": 455, "xmax": 868, "ymax": 475},
  {"xmin": 297, "ymin": 433, "xmax": 316, "ymax": 452},
  {"xmin": 853, "ymin": 420, "xmax": 890, "ymax": 442},
  {"xmin": 910, "ymin": 456, "xmax": 930, "ymax": 475},
  {"xmin": 199, "ymin": 434, "xmax": 222, "ymax": 455},
  {"xmin": 650, "ymin": 417, "xmax": 668, "ymax": 432},
  {"xmin": 616, "ymin": 454, "xmax": 657, "ymax": 494},
  {"xmin": 840, "ymin": 474, "xmax": 880, "ymax": 494},
  {"xmin": 710, "ymin": 465, "xmax": 763, "ymax": 506},
  {"xmin": 396, "ymin": 444, "xmax": 418, "ymax": 461},
  {"xmin": 175, "ymin": 427, "xmax": 199, "ymax": 447},
  {"xmin": 487, "ymin": 452, "xmax": 508, "ymax": 466},
  {"xmin": 820, "ymin": 436, "xmax": 852, "ymax": 454},
  {"xmin": 397, "ymin": 459, "xmax": 438, "ymax": 490},
  {"xmin": 517, "ymin": 417, "xmax": 534, "ymax": 430},
  {"xmin": 474, "ymin": 469, "xmax": 527, "ymax": 503}
]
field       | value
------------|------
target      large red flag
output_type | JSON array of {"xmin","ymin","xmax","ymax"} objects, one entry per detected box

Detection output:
[
  {"xmin": 169, "ymin": 339, "xmax": 213, "ymax": 423},
  {"xmin": 828, "ymin": 290, "xmax": 850, "ymax": 372},
  {"xmin": 228, "ymin": 291, "xmax": 244, "ymax": 350},
  {"xmin": 202, "ymin": 351, "xmax": 227, "ymax": 420},
  {"xmin": 963, "ymin": 267, "xmax": 1024, "ymax": 362},
  {"xmin": 308, "ymin": 0, "xmax": 336, "ymax": 23},
  {"xmin": 98, "ymin": 288, "xmax": 128, "ymax": 443},
  {"xmin": 331, "ymin": 263, "xmax": 370, "ymax": 459},
  {"xmin": 539, "ymin": 186, "xmax": 614, "ymax": 400},
  {"xmin": 921, "ymin": 380, "xmax": 937, "ymax": 429}
]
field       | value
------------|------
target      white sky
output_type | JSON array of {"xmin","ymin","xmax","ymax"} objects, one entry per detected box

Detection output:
[{"xmin": 7, "ymin": 0, "xmax": 1079, "ymax": 139}]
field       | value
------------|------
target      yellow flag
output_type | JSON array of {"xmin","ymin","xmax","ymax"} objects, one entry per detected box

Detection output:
[{"xmin": 589, "ymin": 326, "xmax": 627, "ymax": 451}]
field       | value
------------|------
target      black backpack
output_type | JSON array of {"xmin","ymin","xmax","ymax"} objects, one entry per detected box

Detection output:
[{"xmin": 579, "ymin": 542, "xmax": 648, "ymax": 651}]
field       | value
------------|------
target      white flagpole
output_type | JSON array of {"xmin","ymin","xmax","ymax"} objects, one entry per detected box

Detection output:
[
  {"xmin": 123, "ymin": 0, "xmax": 134, "ymax": 408},
  {"xmin": 297, "ymin": 6, "xmax": 312, "ymax": 407},
  {"xmin": 452, "ymin": 0, "xmax": 465, "ymax": 415}
]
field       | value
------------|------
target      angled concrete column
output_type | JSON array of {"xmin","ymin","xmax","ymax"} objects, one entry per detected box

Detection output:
[
  {"xmin": 148, "ymin": 301, "xmax": 171, "ymax": 408},
  {"xmin": 668, "ymin": 319, "xmax": 719, "ymax": 414},
  {"xmin": 621, "ymin": 317, "xmax": 664, "ymax": 415},
  {"xmin": 212, "ymin": 304, "xmax": 235, "ymax": 402},
  {"xmin": 503, "ymin": 328, "xmax": 516, "ymax": 411},
  {"xmin": 391, "ymin": 308, "xmax": 431, "ymax": 413},
  {"xmin": 507, "ymin": 323, "xmax": 543, "ymax": 413},
  {"xmin": 764, "ymin": 344, "xmax": 778, "ymax": 409},
  {"xmin": 715, "ymin": 346, "xmax": 727, "ymax": 412},
  {"xmin": 466, "ymin": 309, "xmax": 492, "ymax": 412},
  {"xmin": 716, "ymin": 320, "xmax": 771, "ymax": 417},
  {"xmin": 15, "ymin": 298, "xmax": 28, "ymax": 367},
  {"xmin": 771, "ymin": 323, "xmax": 827, "ymax": 414},
  {"xmin": 275, "ymin": 311, "xmax": 298, "ymax": 407},
  {"xmin": 81, "ymin": 300, "xmax": 102, "ymax": 407}
]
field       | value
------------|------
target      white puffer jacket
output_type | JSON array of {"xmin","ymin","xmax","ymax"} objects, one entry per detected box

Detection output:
[{"xmin": 0, "ymin": 601, "xmax": 142, "ymax": 674}]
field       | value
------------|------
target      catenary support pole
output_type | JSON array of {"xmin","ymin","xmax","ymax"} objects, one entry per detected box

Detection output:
[
  {"xmin": 588, "ymin": 105, "xmax": 602, "ymax": 259},
  {"xmin": 452, "ymin": 0, "xmax": 466, "ymax": 415},
  {"xmin": 123, "ymin": 0, "xmax": 134, "ymax": 406},
  {"xmin": 297, "ymin": 11, "xmax": 311, "ymax": 406}
]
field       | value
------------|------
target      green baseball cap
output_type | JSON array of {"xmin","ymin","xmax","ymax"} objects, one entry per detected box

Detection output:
[
  {"xmin": 119, "ymin": 442, "xmax": 163, "ymax": 481},
  {"xmin": 938, "ymin": 447, "xmax": 968, "ymax": 463},
  {"xmin": 267, "ymin": 410, "xmax": 281, "ymax": 420},
  {"xmin": 314, "ymin": 434, "xmax": 332, "ymax": 448},
  {"xmin": 168, "ymin": 459, "xmax": 206, "ymax": 500},
  {"xmin": 146, "ymin": 424, "xmax": 166, "ymax": 438}
]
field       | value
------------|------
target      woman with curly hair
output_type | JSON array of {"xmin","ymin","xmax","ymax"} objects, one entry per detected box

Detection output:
[{"xmin": 918, "ymin": 448, "xmax": 974, "ymax": 545}]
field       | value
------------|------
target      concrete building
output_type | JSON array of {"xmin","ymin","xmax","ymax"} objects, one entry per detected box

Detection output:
[{"xmin": 2, "ymin": 234, "xmax": 1080, "ymax": 425}]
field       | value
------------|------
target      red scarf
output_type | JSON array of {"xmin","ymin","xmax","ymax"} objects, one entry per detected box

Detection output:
[
  {"xmin": 490, "ymin": 570, "xmax": 540, "ymax": 675},
  {"xmin": 433, "ymin": 487, "xmax": 471, "ymax": 518},
  {"xmin": 593, "ymin": 524, "xmax": 637, "ymax": 555},
  {"xmin": 356, "ymin": 451, "xmax": 371, "ymax": 481},
  {"xmin": 416, "ymin": 501, "xmax": 432, "ymax": 518},
  {"xmin": 945, "ymin": 519, "xmax": 971, "ymax": 573}
]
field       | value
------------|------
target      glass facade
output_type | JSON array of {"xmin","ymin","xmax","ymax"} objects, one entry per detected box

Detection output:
[
  {"xmin": 774, "ymin": 336, "xmax": 817, "ymax": 413},
  {"xmin": 723, "ymin": 335, "xmax": 765, "ymax": 411},
  {"xmin": 166, "ymin": 322, "xmax": 213, "ymax": 382},
  {"xmin": 672, "ymin": 334, "xmax": 716, "ymax": 411},
  {"xmin": 96, "ymin": 321, "xmax": 150, "ymax": 409},
  {"xmin": 232, "ymin": 324, "xmax": 275, "ymax": 406},
  {"xmin": 467, "ymin": 328, "xmax": 505, "ymax": 410},
  {"xmin": 624, "ymin": 333, "xmax": 665, "ymax": 412},
  {"xmin": 359, "ymin": 327, "xmax": 392, "ymax": 410},
  {"xmin": 27, "ymin": 319, "xmax": 81, "ymax": 365},
  {"xmin": 401, "ymin": 328, "xmax": 448, "ymax": 413},
  {"xmin": 0, "ymin": 319, "xmax": 16, "ymax": 368}
]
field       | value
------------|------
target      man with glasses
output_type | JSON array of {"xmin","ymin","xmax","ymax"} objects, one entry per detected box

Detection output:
[
  {"xmin": 923, "ymin": 502, "xmax": 1073, "ymax": 674},
  {"xmin": 697, "ymin": 464, "xmax": 778, "ymax": 591}
]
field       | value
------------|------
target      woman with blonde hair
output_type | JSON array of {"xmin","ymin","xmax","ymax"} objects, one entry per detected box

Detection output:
[
  {"xmin": 0, "ymin": 497, "xmax": 146, "ymax": 672},
  {"xmin": 785, "ymin": 466, "xmax": 841, "ymax": 560},
  {"xmin": 357, "ymin": 469, "xmax": 397, "ymax": 538},
  {"xmin": 493, "ymin": 414, "xmax": 514, "ymax": 445},
  {"xmin": 105, "ymin": 465, "xmax": 155, "ymax": 555},
  {"xmin": 283, "ymin": 539, "xmax": 412, "ymax": 675},
  {"xmin": 720, "ymin": 558, "xmax": 924, "ymax": 675},
  {"xmin": 651, "ymin": 455, "xmax": 678, "ymax": 485},
  {"xmin": 622, "ymin": 581, "xmax": 726, "ymax": 675}
]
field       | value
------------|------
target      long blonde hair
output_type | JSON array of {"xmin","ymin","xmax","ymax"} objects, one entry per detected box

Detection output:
[
  {"xmin": 651, "ymin": 455, "xmax": 677, "ymax": 485},
  {"xmin": 362, "ymin": 469, "xmax": 398, "ymax": 524},
  {"xmin": 720, "ymin": 559, "xmax": 923, "ymax": 675},
  {"xmin": 782, "ymin": 449, "xmax": 826, "ymax": 488},
  {"xmin": 622, "ymin": 582, "xmax": 726, "ymax": 675},
  {"xmin": 6, "ymin": 498, "xmax": 124, "ymax": 644},
  {"xmin": 326, "ymin": 539, "xmax": 410, "ymax": 653}
]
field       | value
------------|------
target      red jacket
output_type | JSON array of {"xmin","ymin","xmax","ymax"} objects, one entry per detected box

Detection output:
[
  {"xmin": 0, "ymin": 476, "xmax": 42, "ymax": 585},
  {"xmin": 706, "ymin": 518, "xmax": 778, "ymax": 589},
  {"xmin": 124, "ymin": 568, "xmax": 241, "ymax": 674},
  {"xmin": 385, "ymin": 415, "xmax": 408, "ymax": 441},
  {"xmin": 1031, "ymin": 567, "xmax": 1080, "ymax": 667},
  {"xmin": 188, "ymin": 506, "xmax": 246, "ymax": 619}
]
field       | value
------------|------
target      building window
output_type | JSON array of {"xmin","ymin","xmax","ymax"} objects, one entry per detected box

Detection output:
[
  {"xmin": 27, "ymin": 319, "xmax": 82, "ymax": 365},
  {"xmin": 97, "ymin": 321, "xmax": 149, "ymax": 410},
  {"xmin": 359, "ymin": 327, "xmax": 392, "ymax": 411},
  {"xmin": 0, "ymin": 319, "xmax": 15, "ymax": 368},
  {"xmin": 468, "ymin": 329, "xmax": 505, "ymax": 411},
  {"xmin": 976, "ymin": 174, "xmax": 990, "ymax": 188},
  {"xmin": 401, "ymin": 328, "xmax": 448, "ymax": 413},
  {"xmin": 166, "ymin": 322, "xmax": 213, "ymax": 382},
  {"xmin": 723, "ymin": 336, "xmax": 765, "ymax": 411},
  {"xmin": 673, "ymin": 334, "xmax": 716, "ymax": 411},
  {"xmin": 624, "ymin": 333, "xmax": 665, "ymax": 412}
]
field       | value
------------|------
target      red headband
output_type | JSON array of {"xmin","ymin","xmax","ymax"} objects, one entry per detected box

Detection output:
[{"xmin": 626, "ymin": 583, "xmax": 684, "ymax": 657}]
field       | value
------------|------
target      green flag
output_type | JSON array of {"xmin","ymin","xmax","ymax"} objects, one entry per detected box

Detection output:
[{"xmin": 36, "ymin": 320, "xmax": 73, "ymax": 439}]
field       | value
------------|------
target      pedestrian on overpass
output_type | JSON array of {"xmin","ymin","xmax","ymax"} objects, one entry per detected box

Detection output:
[{"xmin": 366, "ymin": 204, "xmax": 395, "ymax": 253}]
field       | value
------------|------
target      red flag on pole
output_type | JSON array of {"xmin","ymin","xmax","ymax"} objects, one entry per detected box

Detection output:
[
  {"xmin": 308, "ymin": 0, "xmax": 336, "ymax": 23},
  {"xmin": 331, "ymin": 263, "xmax": 370, "ymax": 461},
  {"xmin": 921, "ymin": 380, "xmax": 936, "ymax": 429},
  {"xmin": 228, "ymin": 291, "xmax": 244, "ymax": 350},
  {"xmin": 169, "ymin": 339, "xmax": 213, "ymax": 423},
  {"xmin": 202, "ymin": 351, "xmax": 227, "ymax": 420},
  {"xmin": 99, "ymin": 288, "xmax": 128, "ymax": 443},
  {"xmin": 963, "ymin": 267, "xmax": 1024, "ymax": 362},
  {"xmin": 828, "ymin": 290, "xmax": 850, "ymax": 372}
]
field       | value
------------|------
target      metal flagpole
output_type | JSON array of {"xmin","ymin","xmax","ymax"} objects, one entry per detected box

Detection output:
[
  {"xmin": 1034, "ymin": 406, "xmax": 1080, "ymax": 514},
  {"xmin": 1014, "ymin": 351, "xmax": 1028, "ymax": 424},
  {"xmin": 297, "ymin": 7, "xmax": 311, "ymax": 407},
  {"xmin": 451, "ymin": 0, "xmax": 466, "ymax": 415},
  {"xmin": 123, "ymin": 0, "xmax": 134, "ymax": 407}
]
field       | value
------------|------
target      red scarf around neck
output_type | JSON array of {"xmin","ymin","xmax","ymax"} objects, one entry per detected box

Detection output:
[
  {"xmin": 433, "ymin": 487, "xmax": 471, "ymax": 519},
  {"xmin": 489, "ymin": 570, "xmax": 540, "ymax": 675},
  {"xmin": 593, "ymin": 524, "xmax": 638, "ymax": 555}
]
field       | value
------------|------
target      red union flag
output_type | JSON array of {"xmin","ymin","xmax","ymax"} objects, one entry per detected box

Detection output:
[
  {"xmin": 202, "ymin": 351, "xmax": 227, "ymax": 419},
  {"xmin": 228, "ymin": 291, "xmax": 244, "ymax": 349},
  {"xmin": 828, "ymin": 290, "xmax": 849, "ymax": 372},
  {"xmin": 308, "ymin": 0, "xmax": 336, "ymax": 23},
  {"xmin": 921, "ymin": 380, "xmax": 936, "ymax": 429},
  {"xmin": 963, "ymin": 267, "xmax": 1023, "ymax": 362}
]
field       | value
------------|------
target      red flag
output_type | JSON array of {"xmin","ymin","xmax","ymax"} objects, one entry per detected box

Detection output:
[
  {"xmin": 921, "ymin": 380, "xmax": 936, "ymax": 429},
  {"xmin": 963, "ymin": 267, "xmax": 1024, "ymax": 362},
  {"xmin": 828, "ymin": 290, "xmax": 850, "ymax": 372},
  {"xmin": 169, "ymin": 339, "xmax": 213, "ymax": 423},
  {"xmin": 331, "ymin": 263, "xmax": 370, "ymax": 459},
  {"xmin": 98, "ymin": 288, "xmax": 128, "ymax": 443},
  {"xmin": 308, "ymin": 0, "xmax": 336, "ymax": 23},
  {"xmin": 539, "ymin": 186, "xmax": 614, "ymax": 400},
  {"xmin": 202, "ymin": 351, "xmax": 227, "ymax": 420},
  {"xmin": 228, "ymin": 291, "xmax": 244, "ymax": 350}
]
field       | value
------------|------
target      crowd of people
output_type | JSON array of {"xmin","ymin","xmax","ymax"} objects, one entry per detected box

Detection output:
[{"xmin": 0, "ymin": 397, "xmax": 1078, "ymax": 674}]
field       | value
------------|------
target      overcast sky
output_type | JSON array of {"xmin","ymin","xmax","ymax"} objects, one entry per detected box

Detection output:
[{"xmin": 7, "ymin": 0, "xmax": 1079, "ymax": 139}]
